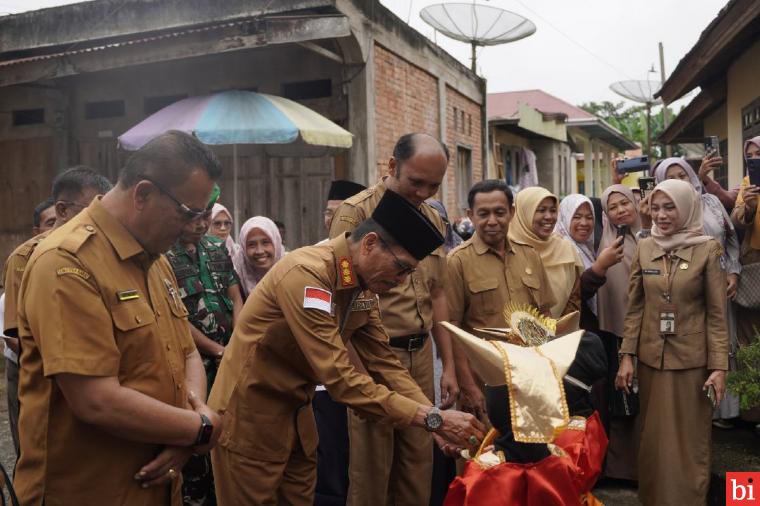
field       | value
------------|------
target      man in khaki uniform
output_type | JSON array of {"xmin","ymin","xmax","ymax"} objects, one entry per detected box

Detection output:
[
  {"xmin": 209, "ymin": 188, "xmax": 484, "ymax": 506},
  {"xmin": 2, "ymin": 167, "xmax": 112, "ymax": 456},
  {"xmin": 447, "ymin": 179, "xmax": 555, "ymax": 419},
  {"xmin": 14, "ymin": 132, "xmax": 224, "ymax": 506},
  {"xmin": 330, "ymin": 133, "xmax": 458, "ymax": 506}
]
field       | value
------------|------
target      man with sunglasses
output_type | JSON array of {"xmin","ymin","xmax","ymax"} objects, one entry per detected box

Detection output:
[
  {"xmin": 13, "ymin": 131, "xmax": 224, "ymax": 506},
  {"xmin": 2, "ymin": 166, "xmax": 112, "ymax": 458},
  {"xmin": 329, "ymin": 133, "xmax": 458, "ymax": 506},
  {"xmin": 208, "ymin": 189, "xmax": 484, "ymax": 505}
]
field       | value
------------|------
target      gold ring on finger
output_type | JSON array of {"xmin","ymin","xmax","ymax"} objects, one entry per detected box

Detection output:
[{"xmin": 167, "ymin": 468, "xmax": 177, "ymax": 479}]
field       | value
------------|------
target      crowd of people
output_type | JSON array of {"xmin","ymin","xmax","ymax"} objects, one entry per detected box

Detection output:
[{"xmin": 0, "ymin": 129, "xmax": 758, "ymax": 506}]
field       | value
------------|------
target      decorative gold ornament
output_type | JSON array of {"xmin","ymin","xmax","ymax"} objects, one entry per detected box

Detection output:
[{"xmin": 503, "ymin": 303, "xmax": 557, "ymax": 346}]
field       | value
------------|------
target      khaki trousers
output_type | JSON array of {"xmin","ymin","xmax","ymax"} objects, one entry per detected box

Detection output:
[
  {"xmin": 212, "ymin": 439, "xmax": 316, "ymax": 506},
  {"xmin": 347, "ymin": 337, "xmax": 434, "ymax": 506}
]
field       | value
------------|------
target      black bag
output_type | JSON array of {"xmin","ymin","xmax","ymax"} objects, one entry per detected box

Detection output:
[
  {"xmin": 604, "ymin": 331, "xmax": 639, "ymax": 418},
  {"xmin": 609, "ymin": 386, "xmax": 639, "ymax": 418}
]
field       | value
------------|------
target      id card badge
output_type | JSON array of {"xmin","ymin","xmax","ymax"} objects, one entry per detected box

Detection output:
[{"xmin": 659, "ymin": 303, "xmax": 677, "ymax": 334}]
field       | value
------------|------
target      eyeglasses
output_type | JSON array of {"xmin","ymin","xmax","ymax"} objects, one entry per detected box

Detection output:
[
  {"xmin": 140, "ymin": 175, "xmax": 207, "ymax": 221},
  {"xmin": 212, "ymin": 220, "xmax": 233, "ymax": 229},
  {"xmin": 377, "ymin": 235, "xmax": 416, "ymax": 276}
]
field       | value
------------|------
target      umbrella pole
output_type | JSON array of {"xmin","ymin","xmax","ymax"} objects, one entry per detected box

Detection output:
[{"xmin": 233, "ymin": 144, "xmax": 240, "ymax": 239}]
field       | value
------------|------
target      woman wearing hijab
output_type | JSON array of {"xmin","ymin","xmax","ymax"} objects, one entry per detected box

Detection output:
[
  {"xmin": 209, "ymin": 203, "xmax": 240, "ymax": 256},
  {"xmin": 730, "ymin": 135, "xmax": 760, "ymax": 430},
  {"xmin": 655, "ymin": 157, "xmax": 742, "ymax": 427},
  {"xmin": 616, "ymin": 179, "xmax": 728, "ymax": 506},
  {"xmin": 232, "ymin": 216, "xmax": 284, "ymax": 299},
  {"xmin": 595, "ymin": 184, "xmax": 641, "ymax": 482},
  {"xmin": 555, "ymin": 194, "xmax": 625, "ymax": 331},
  {"xmin": 508, "ymin": 187, "xmax": 583, "ymax": 318}
]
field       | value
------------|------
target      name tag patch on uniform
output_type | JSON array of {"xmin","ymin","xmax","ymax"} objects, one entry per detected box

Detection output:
[
  {"xmin": 351, "ymin": 298, "xmax": 377, "ymax": 312},
  {"xmin": 304, "ymin": 287, "xmax": 332, "ymax": 313},
  {"xmin": 56, "ymin": 267, "xmax": 91, "ymax": 280},
  {"xmin": 117, "ymin": 289, "xmax": 140, "ymax": 301},
  {"xmin": 643, "ymin": 269, "xmax": 661, "ymax": 275}
]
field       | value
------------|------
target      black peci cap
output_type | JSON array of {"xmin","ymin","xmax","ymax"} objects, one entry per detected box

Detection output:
[
  {"xmin": 372, "ymin": 189, "xmax": 444, "ymax": 261},
  {"xmin": 328, "ymin": 180, "xmax": 366, "ymax": 201}
]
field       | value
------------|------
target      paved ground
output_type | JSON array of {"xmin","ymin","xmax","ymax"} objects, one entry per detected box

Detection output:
[{"xmin": 0, "ymin": 357, "xmax": 756, "ymax": 505}]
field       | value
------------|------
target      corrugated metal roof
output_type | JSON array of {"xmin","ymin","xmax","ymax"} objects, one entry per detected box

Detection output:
[{"xmin": 0, "ymin": 19, "xmax": 250, "ymax": 68}]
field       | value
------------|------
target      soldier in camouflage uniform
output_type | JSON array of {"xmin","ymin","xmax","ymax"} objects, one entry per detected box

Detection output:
[{"xmin": 166, "ymin": 186, "xmax": 243, "ymax": 506}]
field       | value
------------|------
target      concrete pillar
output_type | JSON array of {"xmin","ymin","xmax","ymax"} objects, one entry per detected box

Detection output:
[
  {"xmin": 346, "ymin": 34, "xmax": 375, "ymax": 186},
  {"xmin": 601, "ymin": 148, "xmax": 611, "ymax": 191},
  {"xmin": 570, "ymin": 153, "xmax": 578, "ymax": 194},
  {"xmin": 583, "ymin": 139, "xmax": 593, "ymax": 197},
  {"xmin": 591, "ymin": 138, "xmax": 600, "ymax": 197}
]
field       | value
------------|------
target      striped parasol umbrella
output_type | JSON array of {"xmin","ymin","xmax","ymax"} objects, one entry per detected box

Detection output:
[{"xmin": 118, "ymin": 90, "xmax": 353, "ymax": 230}]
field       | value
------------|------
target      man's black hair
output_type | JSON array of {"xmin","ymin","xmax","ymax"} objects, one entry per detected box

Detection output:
[
  {"xmin": 52, "ymin": 166, "xmax": 113, "ymax": 201},
  {"xmin": 33, "ymin": 197, "xmax": 55, "ymax": 228},
  {"xmin": 467, "ymin": 179, "xmax": 514, "ymax": 209},
  {"xmin": 118, "ymin": 130, "xmax": 222, "ymax": 189},
  {"xmin": 392, "ymin": 133, "xmax": 450, "ymax": 171},
  {"xmin": 350, "ymin": 218, "xmax": 398, "ymax": 249}
]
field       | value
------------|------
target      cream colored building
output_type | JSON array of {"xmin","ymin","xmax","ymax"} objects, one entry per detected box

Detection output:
[
  {"xmin": 488, "ymin": 90, "xmax": 636, "ymax": 197},
  {"xmin": 659, "ymin": 0, "xmax": 760, "ymax": 189}
]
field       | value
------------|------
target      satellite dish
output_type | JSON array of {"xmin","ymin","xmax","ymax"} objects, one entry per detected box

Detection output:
[
  {"xmin": 610, "ymin": 79, "xmax": 664, "ymax": 157},
  {"xmin": 610, "ymin": 80, "xmax": 663, "ymax": 106},
  {"xmin": 421, "ymin": 3, "xmax": 536, "ymax": 72}
]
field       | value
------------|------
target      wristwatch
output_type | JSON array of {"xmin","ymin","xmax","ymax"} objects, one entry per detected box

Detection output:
[
  {"xmin": 423, "ymin": 407, "xmax": 443, "ymax": 431},
  {"xmin": 195, "ymin": 413, "xmax": 214, "ymax": 446}
]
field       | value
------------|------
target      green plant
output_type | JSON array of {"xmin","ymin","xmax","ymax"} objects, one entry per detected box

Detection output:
[{"xmin": 727, "ymin": 337, "xmax": 760, "ymax": 410}]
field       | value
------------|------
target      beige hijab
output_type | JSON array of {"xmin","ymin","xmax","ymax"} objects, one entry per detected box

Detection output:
[
  {"xmin": 508, "ymin": 187, "xmax": 581, "ymax": 317},
  {"xmin": 597, "ymin": 185, "xmax": 641, "ymax": 337},
  {"xmin": 650, "ymin": 179, "xmax": 711, "ymax": 252}
]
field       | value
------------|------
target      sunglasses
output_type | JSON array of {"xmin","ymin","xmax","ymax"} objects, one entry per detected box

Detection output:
[{"xmin": 141, "ymin": 176, "xmax": 207, "ymax": 221}]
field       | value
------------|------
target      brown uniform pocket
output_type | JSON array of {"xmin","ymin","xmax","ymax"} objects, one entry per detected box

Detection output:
[
  {"xmin": 111, "ymin": 301, "xmax": 158, "ymax": 367},
  {"xmin": 469, "ymin": 278, "xmax": 499, "ymax": 314},
  {"xmin": 222, "ymin": 408, "xmax": 294, "ymax": 463},
  {"xmin": 520, "ymin": 275, "xmax": 542, "ymax": 306}
]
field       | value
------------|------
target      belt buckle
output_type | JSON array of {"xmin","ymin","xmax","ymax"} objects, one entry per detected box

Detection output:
[{"xmin": 408, "ymin": 336, "xmax": 423, "ymax": 351}]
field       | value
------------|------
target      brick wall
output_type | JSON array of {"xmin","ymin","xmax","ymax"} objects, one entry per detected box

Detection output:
[
  {"xmin": 372, "ymin": 43, "xmax": 483, "ymax": 217},
  {"xmin": 373, "ymin": 43, "xmax": 440, "ymax": 174}
]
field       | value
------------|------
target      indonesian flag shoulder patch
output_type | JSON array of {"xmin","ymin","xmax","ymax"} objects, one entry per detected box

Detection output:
[{"xmin": 303, "ymin": 286, "xmax": 333, "ymax": 313}]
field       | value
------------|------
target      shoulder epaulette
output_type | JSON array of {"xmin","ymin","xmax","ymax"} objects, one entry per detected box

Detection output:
[
  {"xmin": 58, "ymin": 224, "xmax": 97, "ymax": 254},
  {"xmin": 448, "ymin": 241, "xmax": 471, "ymax": 257},
  {"xmin": 343, "ymin": 186, "xmax": 375, "ymax": 206}
]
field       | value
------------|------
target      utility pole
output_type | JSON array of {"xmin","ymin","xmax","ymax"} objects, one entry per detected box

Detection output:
[{"xmin": 659, "ymin": 42, "xmax": 671, "ymax": 157}]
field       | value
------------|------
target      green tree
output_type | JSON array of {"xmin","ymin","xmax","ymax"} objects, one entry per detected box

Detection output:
[
  {"xmin": 728, "ymin": 337, "xmax": 760, "ymax": 410},
  {"xmin": 579, "ymin": 101, "xmax": 678, "ymax": 158}
]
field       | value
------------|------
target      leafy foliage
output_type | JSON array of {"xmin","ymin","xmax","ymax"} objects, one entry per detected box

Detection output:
[
  {"xmin": 728, "ymin": 337, "xmax": 760, "ymax": 410},
  {"xmin": 578, "ymin": 101, "xmax": 681, "ymax": 158}
]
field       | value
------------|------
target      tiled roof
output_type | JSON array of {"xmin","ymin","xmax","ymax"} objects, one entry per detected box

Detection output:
[{"xmin": 487, "ymin": 89, "xmax": 596, "ymax": 121}]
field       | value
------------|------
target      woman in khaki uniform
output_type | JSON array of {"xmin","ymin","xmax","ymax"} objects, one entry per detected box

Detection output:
[
  {"xmin": 507, "ymin": 187, "xmax": 583, "ymax": 318},
  {"xmin": 616, "ymin": 179, "xmax": 728, "ymax": 506}
]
